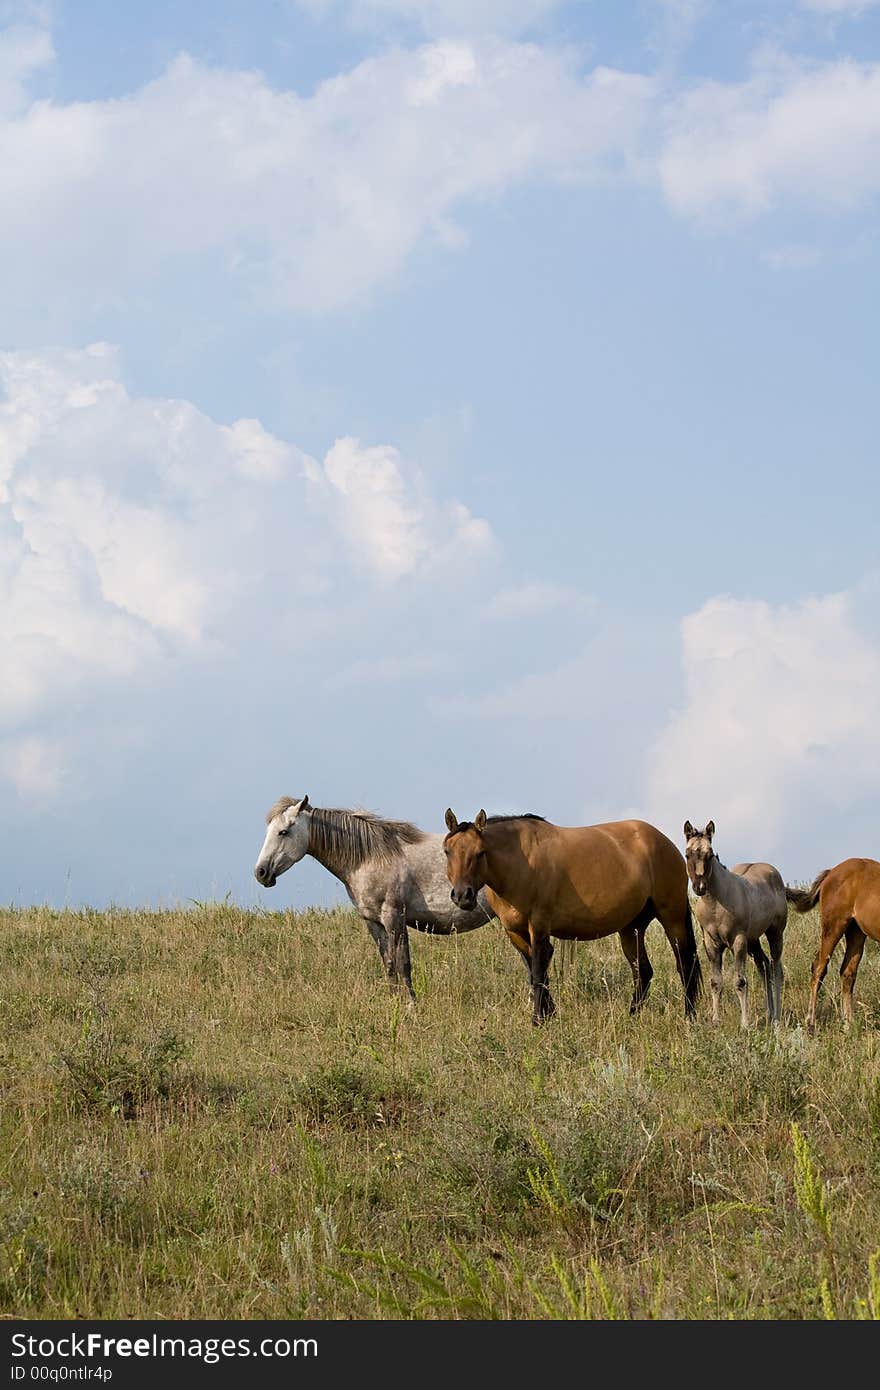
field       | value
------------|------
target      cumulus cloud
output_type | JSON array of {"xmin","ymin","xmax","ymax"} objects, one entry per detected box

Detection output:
[
  {"xmin": 659, "ymin": 54, "xmax": 880, "ymax": 221},
  {"xmin": 0, "ymin": 22, "xmax": 51, "ymax": 115},
  {"xmin": 0, "ymin": 345, "xmax": 491, "ymax": 792},
  {"xmin": 644, "ymin": 592, "xmax": 880, "ymax": 859},
  {"xmin": 485, "ymin": 582, "xmax": 593, "ymax": 620},
  {"xmin": 0, "ymin": 31, "xmax": 654, "ymax": 325},
  {"xmin": 306, "ymin": 435, "xmax": 491, "ymax": 581}
]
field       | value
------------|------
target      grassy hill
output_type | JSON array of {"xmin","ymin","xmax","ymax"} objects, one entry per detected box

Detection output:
[{"xmin": 1, "ymin": 902, "xmax": 879, "ymax": 1318}]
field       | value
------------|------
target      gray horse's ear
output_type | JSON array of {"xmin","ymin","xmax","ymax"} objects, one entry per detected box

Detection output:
[
  {"xmin": 444, "ymin": 808, "xmax": 458, "ymax": 834},
  {"xmin": 474, "ymin": 809, "xmax": 487, "ymax": 832},
  {"xmin": 298, "ymin": 794, "xmax": 310, "ymax": 811},
  {"xmin": 683, "ymin": 820, "xmax": 694, "ymax": 839},
  {"xmin": 705, "ymin": 819, "xmax": 715, "ymax": 838}
]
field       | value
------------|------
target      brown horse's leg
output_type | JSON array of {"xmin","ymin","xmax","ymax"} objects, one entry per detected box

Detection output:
[
  {"xmin": 503, "ymin": 926, "xmax": 534, "ymax": 1011},
  {"xmin": 528, "ymin": 927, "xmax": 555, "ymax": 1025},
  {"xmin": 656, "ymin": 901, "xmax": 702, "ymax": 1018},
  {"xmin": 807, "ymin": 912, "xmax": 849, "ymax": 1033},
  {"xmin": 839, "ymin": 921, "xmax": 866, "ymax": 1029},
  {"xmin": 618, "ymin": 916, "xmax": 653, "ymax": 1014}
]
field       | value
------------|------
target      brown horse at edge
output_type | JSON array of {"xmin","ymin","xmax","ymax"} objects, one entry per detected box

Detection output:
[
  {"xmin": 786, "ymin": 857, "xmax": 880, "ymax": 1031},
  {"xmin": 443, "ymin": 810, "xmax": 702, "ymax": 1025}
]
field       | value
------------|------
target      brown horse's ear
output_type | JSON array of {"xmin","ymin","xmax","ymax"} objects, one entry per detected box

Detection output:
[
  {"xmin": 683, "ymin": 820, "xmax": 694, "ymax": 840},
  {"xmin": 474, "ymin": 809, "xmax": 487, "ymax": 832},
  {"xmin": 705, "ymin": 819, "xmax": 715, "ymax": 839},
  {"xmin": 444, "ymin": 808, "xmax": 459, "ymax": 834}
]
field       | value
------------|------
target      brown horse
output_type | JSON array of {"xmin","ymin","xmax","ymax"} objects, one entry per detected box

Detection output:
[
  {"xmin": 443, "ymin": 809, "xmax": 701, "ymax": 1024},
  {"xmin": 786, "ymin": 858, "xmax": 880, "ymax": 1031}
]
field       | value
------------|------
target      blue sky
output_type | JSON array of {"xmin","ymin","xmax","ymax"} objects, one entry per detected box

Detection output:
[{"xmin": 1, "ymin": 0, "xmax": 879, "ymax": 909}]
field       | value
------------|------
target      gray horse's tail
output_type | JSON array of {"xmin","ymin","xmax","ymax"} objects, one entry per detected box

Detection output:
[{"xmin": 785, "ymin": 870, "xmax": 830, "ymax": 913}]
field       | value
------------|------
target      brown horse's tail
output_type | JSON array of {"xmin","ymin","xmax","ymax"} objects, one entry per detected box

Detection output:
[
  {"xmin": 686, "ymin": 903, "xmax": 703, "ymax": 998},
  {"xmin": 785, "ymin": 869, "xmax": 830, "ymax": 913}
]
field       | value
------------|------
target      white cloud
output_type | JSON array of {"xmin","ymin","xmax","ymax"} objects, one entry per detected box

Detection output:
[
  {"xmin": 0, "ymin": 346, "xmax": 491, "ymax": 794},
  {"xmin": 0, "ymin": 22, "xmax": 51, "ymax": 115},
  {"xmin": 485, "ymin": 581, "xmax": 593, "ymax": 620},
  {"xmin": 644, "ymin": 592, "xmax": 880, "ymax": 856},
  {"xmin": 659, "ymin": 54, "xmax": 880, "ymax": 221},
  {"xmin": 0, "ymin": 33, "xmax": 654, "ymax": 322},
  {"xmin": 307, "ymin": 435, "xmax": 491, "ymax": 581},
  {"xmin": 1, "ymin": 733, "xmax": 65, "ymax": 801}
]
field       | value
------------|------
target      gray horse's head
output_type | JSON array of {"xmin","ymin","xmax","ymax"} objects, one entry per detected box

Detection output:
[
  {"xmin": 683, "ymin": 819, "xmax": 715, "ymax": 897},
  {"xmin": 255, "ymin": 795, "xmax": 311, "ymax": 887}
]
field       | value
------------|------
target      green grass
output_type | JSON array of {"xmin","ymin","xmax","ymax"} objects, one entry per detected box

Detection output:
[{"xmin": 1, "ymin": 901, "xmax": 879, "ymax": 1319}]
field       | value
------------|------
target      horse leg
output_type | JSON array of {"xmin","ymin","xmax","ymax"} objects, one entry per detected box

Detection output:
[
  {"xmin": 656, "ymin": 900, "xmax": 701, "ymax": 1018},
  {"xmin": 381, "ymin": 904, "xmax": 414, "ymax": 1000},
  {"xmin": 704, "ymin": 934, "xmax": 724, "ymax": 1025},
  {"xmin": 528, "ymin": 927, "xmax": 555, "ymax": 1025},
  {"xmin": 747, "ymin": 937, "xmax": 773, "ymax": 1024},
  {"xmin": 393, "ymin": 923, "xmax": 416, "ymax": 1002},
  {"xmin": 807, "ymin": 912, "xmax": 848, "ymax": 1033},
  {"xmin": 364, "ymin": 918, "xmax": 393, "ymax": 983},
  {"xmin": 839, "ymin": 920, "xmax": 866, "ymax": 1029},
  {"xmin": 732, "ymin": 934, "xmax": 750, "ymax": 1029},
  {"xmin": 764, "ymin": 924, "xmax": 785, "ymax": 1024},
  {"xmin": 618, "ymin": 920, "xmax": 653, "ymax": 1014}
]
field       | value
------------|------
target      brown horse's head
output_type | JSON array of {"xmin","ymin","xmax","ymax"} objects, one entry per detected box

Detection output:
[
  {"xmin": 443, "ymin": 807, "xmax": 488, "ymax": 911},
  {"xmin": 683, "ymin": 819, "xmax": 716, "ymax": 896}
]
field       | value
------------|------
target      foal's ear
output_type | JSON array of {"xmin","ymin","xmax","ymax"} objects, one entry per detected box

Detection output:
[
  {"xmin": 705, "ymin": 819, "xmax": 715, "ymax": 839},
  {"xmin": 474, "ymin": 809, "xmax": 487, "ymax": 832},
  {"xmin": 444, "ymin": 808, "xmax": 459, "ymax": 834},
  {"xmin": 683, "ymin": 820, "xmax": 695, "ymax": 840}
]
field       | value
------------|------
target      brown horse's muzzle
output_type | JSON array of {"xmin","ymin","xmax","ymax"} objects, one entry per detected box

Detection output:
[{"xmin": 451, "ymin": 885, "xmax": 477, "ymax": 911}]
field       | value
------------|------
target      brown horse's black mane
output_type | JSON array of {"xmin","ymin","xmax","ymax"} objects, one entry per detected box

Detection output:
[{"xmin": 456, "ymin": 813, "xmax": 546, "ymax": 831}]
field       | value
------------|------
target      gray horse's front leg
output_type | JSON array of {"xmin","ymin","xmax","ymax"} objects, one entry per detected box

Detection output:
[
  {"xmin": 364, "ymin": 918, "xmax": 394, "ymax": 982},
  {"xmin": 381, "ymin": 904, "xmax": 415, "ymax": 1001}
]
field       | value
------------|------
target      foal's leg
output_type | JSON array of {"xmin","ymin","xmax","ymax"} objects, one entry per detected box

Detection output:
[
  {"xmin": 764, "ymin": 925, "xmax": 785, "ymax": 1024},
  {"xmin": 528, "ymin": 927, "xmax": 555, "ymax": 1025},
  {"xmin": 703, "ymin": 934, "xmax": 724, "ymax": 1025},
  {"xmin": 618, "ymin": 923, "xmax": 653, "ymax": 1014},
  {"xmin": 807, "ymin": 912, "xmax": 849, "ymax": 1033},
  {"xmin": 732, "ymin": 934, "xmax": 750, "ymax": 1029},
  {"xmin": 839, "ymin": 921, "xmax": 866, "ymax": 1029},
  {"xmin": 747, "ymin": 937, "xmax": 773, "ymax": 1024}
]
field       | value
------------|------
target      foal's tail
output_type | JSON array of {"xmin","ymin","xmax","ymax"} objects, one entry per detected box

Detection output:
[{"xmin": 785, "ymin": 869, "xmax": 830, "ymax": 913}]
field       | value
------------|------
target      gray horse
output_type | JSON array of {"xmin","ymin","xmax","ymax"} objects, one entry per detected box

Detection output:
[
  {"xmin": 254, "ymin": 795, "xmax": 493, "ymax": 998},
  {"xmin": 683, "ymin": 820, "xmax": 788, "ymax": 1027}
]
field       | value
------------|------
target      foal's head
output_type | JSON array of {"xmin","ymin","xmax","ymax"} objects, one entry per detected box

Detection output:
[
  {"xmin": 443, "ymin": 808, "xmax": 488, "ymax": 911},
  {"xmin": 254, "ymin": 795, "xmax": 311, "ymax": 887},
  {"xmin": 683, "ymin": 819, "xmax": 716, "ymax": 897}
]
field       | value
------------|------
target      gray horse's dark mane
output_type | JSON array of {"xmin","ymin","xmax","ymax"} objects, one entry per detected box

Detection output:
[{"xmin": 266, "ymin": 797, "xmax": 425, "ymax": 871}]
